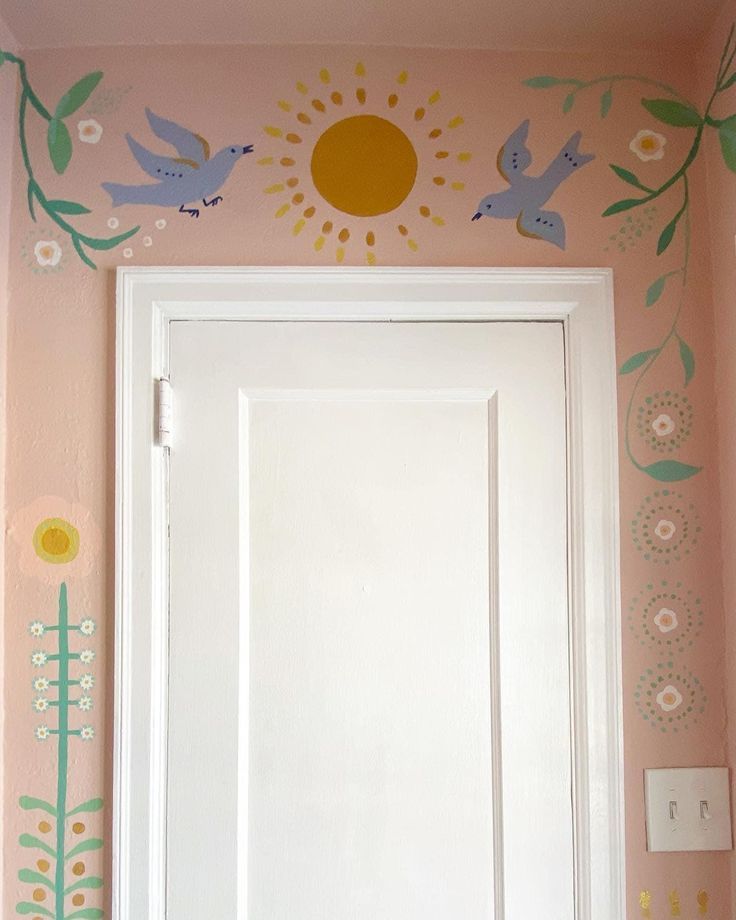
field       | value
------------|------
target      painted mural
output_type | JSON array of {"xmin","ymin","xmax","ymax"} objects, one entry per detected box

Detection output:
[
  {"xmin": 11, "ymin": 499, "xmax": 103, "ymax": 920},
  {"xmin": 2, "ymin": 21, "xmax": 736, "ymax": 920}
]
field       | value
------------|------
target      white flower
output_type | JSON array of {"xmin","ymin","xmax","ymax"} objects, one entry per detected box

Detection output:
[
  {"xmin": 630, "ymin": 129, "xmax": 667, "ymax": 161},
  {"xmin": 78, "ymin": 695, "xmax": 93, "ymax": 712},
  {"xmin": 35, "ymin": 725, "xmax": 51, "ymax": 741},
  {"xmin": 77, "ymin": 119, "xmax": 103, "ymax": 144},
  {"xmin": 656, "ymin": 684, "xmax": 683, "ymax": 712},
  {"xmin": 33, "ymin": 676, "xmax": 50, "ymax": 692},
  {"xmin": 654, "ymin": 519, "xmax": 676, "ymax": 541},
  {"xmin": 79, "ymin": 618, "xmax": 96, "ymax": 636},
  {"xmin": 654, "ymin": 607, "xmax": 678, "ymax": 633},
  {"xmin": 123, "ymin": 248, "xmax": 133, "ymax": 259},
  {"xmin": 142, "ymin": 235, "xmax": 153, "ymax": 247},
  {"xmin": 32, "ymin": 696, "xmax": 50, "ymax": 713},
  {"xmin": 34, "ymin": 240, "xmax": 62, "ymax": 267},
  {"xmin": 107, "ymin": 217, "xmax": 120, "ymax": 230},
  {"xmin": 79, "ymin": 649, "xmax": 95, "ymax": 665},
  {"xmin": 155, "ymin": 218, "xmax": 167, "ymax": 230},
  {"xmin": 29, "ymin": 620, "xmax": 45, "ymax": 638},
  {"xmin": 80, "ymin": 725, "xmax": 95, "ymax": 741},
  {"xmin": 31, "ymin": 651, "xmax": 48, "ymax": 668},
  {"xmin": 652, "ymin": 414, "xmax": 676, "ymax": 438},
  {"xmin": 79, "ymin": 673, "xmax": 95, "ymax": 691}
]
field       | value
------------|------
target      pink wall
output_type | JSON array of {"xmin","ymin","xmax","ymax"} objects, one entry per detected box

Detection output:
[
  {"xmin": 701, "ymin": 0, "xmax": 736, "ymax": 908},
  {"xmin": 2, "ymin": 32, "xmax": 735, "ymax": 918}
]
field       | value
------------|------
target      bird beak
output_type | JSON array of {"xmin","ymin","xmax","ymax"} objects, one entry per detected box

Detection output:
[
  {"xmin": 243, "ymin": 145, "xmax": 254, "ymax": 155},
  {"xmin": 472, "ymin": 212, "xmax": 482, "ymax": 221}
]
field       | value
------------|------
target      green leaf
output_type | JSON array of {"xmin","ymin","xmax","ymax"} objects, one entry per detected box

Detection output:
[
  {"xmin": 721, "ymin": 71, "xmax": 736, "ymax": 90},
  {"xmin": 54, "ymin": 71, "xmax": 103, "ymax": 119},
  {"xmin": 600, "ymin": 88, "xmax": 613, "ymax": 117},
  {"xmin": 562, "ymin": 92, "xmax": 575, "ymax": 113},
  {"xmin": 68, "ymin": 797, "xmax": 104, "ymax": 816},
  {"xmin": 47, "ymin": 118, "xmax": 72, "ymax": 174},
  {"xmin": 65, "ymin": 910, "xmax": 105, "ymax": 920},
  {"xmin": 642, "ymin": 459, "xmax": 702, "ymax": 482},
  {"xmin": 19, "ymin": 834, "xmax": 57, "ymax": 858},
  {"xmin": 657, "ymin": 210, "xmax": 683, "ymax": 255},
  {"xmin": 18, "ymin": 869, "xmax": 54, "ymax": 890},
  {"xmin": 0, "ymin": 50, "xmax": 6, "ymax": 67},
  {"xmin": 27, "ymin": 181, "xmax": 37, "ymax": 221},
  {"xmin": 16, "ymin": 903, "xmax": 53, "ymax": 917},
  {"xmin": 72, "ymin": 236, "xmax": 98, "ymax": 270},
  {"xmin": 19, "ymin": 796, "xmax": 56, "ymax": 816},
  {"xmin": 65, "ymin": 876, "xmax": 103, "ymax": 895},
  {"xmin": 77, "ymin": 225, "xmax": 139, "ymax": 251},
  {"xmin": 645, "ymin": 276, "xmax": 668, "ymax": 307},
  {"xmin": 47, "ymin": 199, "xmax": 91, "ymax": 215},
  {"xmin": 66, "ymin": 838, "xmax": 103, "ymax": 860},
  {"xmin": 619, "ymin": 349, "xmax": 658, "ymax": 374},
  {"xmin": 641, "ymin": 98, "xmax": 702, "ymax": 127},
  {"xmin": 718, "ymin": 115, "xmax": 736, "ymax": 173},
  {"xmin": 609, "ymin": 164, "xmax": 652, "ymax": 192},
  {"xmin": 678, "ymin": 335, "xmax": 695, "ymax": 386},
  {"xmin": 523, "ymin": 76, "xmax": 579, "ymax": 88},
  {"xmin": 603, "ymin": 197, "xmax": 648, "ymax": 217}
]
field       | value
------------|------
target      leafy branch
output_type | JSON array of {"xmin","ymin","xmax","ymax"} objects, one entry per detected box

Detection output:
[
  {"xmin": 524, "ymin": 24, "xmax": 736, "ymax": 482},
  {"xmin": 0, "ymin": 50, "xmax": 138, "ymax": 269}
]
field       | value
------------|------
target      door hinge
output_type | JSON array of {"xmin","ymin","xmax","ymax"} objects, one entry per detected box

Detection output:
[{"xmin": 157, "ymin": 377, "xmax": 173, "ymax": 448}]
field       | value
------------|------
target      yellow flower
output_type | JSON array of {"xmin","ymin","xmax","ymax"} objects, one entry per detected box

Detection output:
[
  {"xmin": 10, "ymin": 496, "xmax": 100, "ymax": 584},
  {"xmin": 630, "ymin": 129, "xmax": 667, "ymax": 162}
]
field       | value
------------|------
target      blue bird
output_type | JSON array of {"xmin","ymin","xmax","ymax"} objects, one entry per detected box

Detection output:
[
  {"xmin": 102, "ymin": 108, "xmax": 254, "ymax": 218},
  {"xmin": 472, "ymin": 120, "xmax": 594, "ymax": 249}
]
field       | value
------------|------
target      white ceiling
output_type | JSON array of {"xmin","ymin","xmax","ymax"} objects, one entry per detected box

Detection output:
[{"xmin": 0, "ymin": 0, "xmax": 725, "ymax": 51}]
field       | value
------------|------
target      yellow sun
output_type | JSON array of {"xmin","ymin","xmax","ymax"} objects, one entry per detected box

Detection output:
[
  {"xmin": 260, "ymin": 63, "xmax": 471, "ymax": 264},
  {"xmin": 33, "ymin": 517, "xmax": 80, "ymax": 565}
]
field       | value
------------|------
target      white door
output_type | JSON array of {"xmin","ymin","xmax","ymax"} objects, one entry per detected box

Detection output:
[{"xmin": 166, "ymin": 318, "xmax": 570, "ymax": 919}]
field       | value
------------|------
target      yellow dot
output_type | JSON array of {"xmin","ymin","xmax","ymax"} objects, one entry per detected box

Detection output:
[
  {"xmin": 338, "ymin": 228, "xmax": 350, "ymax": 243},
  {"xmin": 433, "ymin": 176, "xmax": 446, "ymax": 186},
  {"xmin": 277, "ymin": 100, "xmax": 292, "ymax": 112},
  {"xmin": 435, "ymin": 150, "xmax": 449, "ymax": 159},
  {"xmin": 38, "ymin": 821, "xmax": 52, "ymax": 834},
  {"xmin": 286, "ymin": 177, "xmax": 299, "ymax": 188},
  {"xmin": 336, "ymin": 246, "xmax": 346, "ymax": 263},
  {"xmin": 448, "ymin": 115, "xmax": 464, "ymax": 128},
  {"xmin": 408, "ymin": 239, "xmax": 419, "ymax": 251},
  {"xmin": 397, "ymin": 224, "xmax": 408, "ymax": 236},
  {"xmin": 414, "ymin": 107, "xmax": 425, "ymax": 121},
  {"xmin": 296, "ymin": 81, "xmax": 308, "ymax": 94},
  {"xmin": 431, "ymin": 216, "xmax": 445, "ymax": 226},
  {"xmin": 292, "ymin": 193, "xmax": 304, "ymax": 204},
  {"xmin": 319, "ymin": 68, "xmax": 331, "ymax": 84},
  {"xmin": 310, "ymin": 115, "xmax": 418, "ymax": 218},
  {"xmin": 293, "ymin": 219, "xmax": 306, "ymax": 236},
  {"xmin": 275, "ymin": 203, "xmax": 290, "ymax": 218},
  {"xmin": 366, "ymin": 231, "xmax": 375, "ymax": 247},
  {"xmin": 419, "ymin": 205, "xmax": 431, "ymax": 217},
  {"xmin": 429, "ymin": 128, "xmax": 442, "ymax": 139},
  {"xmin": 33, "ymin": 889, "xmax": 46, "ymax": 902},
  {"xmin": 388, "ymin": 94, "xmax": 398, "ymax": 108},
  {"xmin": 264, "ymin": 184, "xmax": 285, "ymax": 194},
  {"xmin": 33, "ymin": 518, "xmax": 79, "ymax": 564},
  {"xmin": 355, "ymin": 62, "xmax": 366, "ymax": 77},
  {"xmin": 304, "ymin": 206, "xmax": 316, "ymax": 218},
  {"xmin": 397, "ymin": 70, "xmax": 408, "ymax": 84},
  {"xmin": 297, "ymin": 112, "xmax": 312, "ymax": 125},
  {"xmin": 264, "ymin": 126, "xmax": 282, "ymax": 138},
  {"xmin": 72, "ymin": 862, "xmax": 86, "ymax": 876},
  {"xmin": 428, "ymin": 90, "xmax": 441, "ymax": 104},
  {"xmin": 257, "ymin": 157, "xmax": 274, "ymax": 166},
  {"xmin": 285, "ymin": 133, "xmax": 302, "ymax": 144},
  {"xmin": 280, "ymin": 157, "xmax": 295, "ymax": 167},
  {"xmin": 314, "ymin": 236, "xmax": 326, "ymax": 252},
  {"xmin": 366, "ymin": 251, "xmax": 377, "ymax": 266},
  {"xmin": 331, "ymin": 92, "xmax": 343, "ymax": 106},
  {"xmin": 458, "ymin": 152, "xmax": 472, "ymax": 162},
  {"xmin": 72, "ymin": 894, "xmax": 85, "ymax": 907},
  {"xmin": 72, "ymin": 822, "xmax": 86, "ymax": 835},
  {"xmin": 356, "ymin": 88, "xmax": 366, "ymax": 105},
  {"xmin": 322, "ymin": 221, "xmax": 333, "ymax": 234},
  {"xmin": 37, "ymin": 859, "xmax": 50, "ymax": 872},
  {"xmin": 312, "ymin": 99, "xmax": 326, "ymax": 113},
  {"xmin": 451, "ymin": 181, "xmax": 465, "ymax": 191}
]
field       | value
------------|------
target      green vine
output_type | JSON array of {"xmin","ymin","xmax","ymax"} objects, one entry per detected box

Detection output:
[
  {"xmin": 524, "ymin": 24, "xmax": 736, "ymax": 482},
  {"xmin": 0, "ymin": 50, "xmax": 138, "ymax": 269}
]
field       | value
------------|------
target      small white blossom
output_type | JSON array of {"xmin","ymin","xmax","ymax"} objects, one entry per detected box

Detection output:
[
  {"xmin": 155, "ymin": 218, "xmax": 167, "ymax": 230},
  {"xmin": 29, "ymin": 620, "xmax": 45, "ymax": 638},
  {"xmin": 77, "ymin": 118, "xmax": 103, "ymax": 144},
  {"xmin": 656, "ymin": 685, "xmax": 683, "ymax": 712},
  {"xmin": 80, "ymin": 725, "xmax": 95, "ymax": 741},
  {"xmin": 79, "ymin": 673, "xmax": 95, "ymax": 691},
  {"xmin": 630, "ymin": 129, "xmax": 667, "ymax": 162},
  {"xmin": 34, "ymin": 240, "xmax": 62, "ymax": 267},
  {"xmin": 35, "ymin": 725, "xmax": 51, "ymax": 741},
  {"xmin": 654, "ymin": 519, "xmax": 676, "ymax": 542},
  {"xmin": 654, "ymin": 608, "xmax": 678, "ymax": 633},
  {"xmin": 79, "ymin": 649, "xmax": 95, "ymax": 665},
  {"xmin": 31, "ymin": 650, "xmax": 48, "ymax": 668},
  {"xmin": 32, "ymin": 696, "xmax": 50, "ymax": 713},
  {"xmin": 142, "ymin": 235, "xmax": 153, "ymax": 247},
  {"xmin": 652, "ymin": 414, "xmax": 676, "ymax": 438},
  {"xmin": 123, "ymin": 248, "xmax": 133, "ymax": 259},
  {"xmin": 78, "ymin": 696, "xmax": 93, "ymax": 712},
  {"xmin": 33, "ymin": 676, "xmax": 50, "ymax": 692},
  {"xmin": 79, "ymin": 618, "xmax": 96, "ymax": 636},
  {"xmin": 107, "ymin": 217, "xmax": 120, "ymax": 230}
]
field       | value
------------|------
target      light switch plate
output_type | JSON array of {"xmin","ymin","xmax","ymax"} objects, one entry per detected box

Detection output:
[{"xmin": 645, "ymin": 767, "xmax": 732, "ymax": 852}]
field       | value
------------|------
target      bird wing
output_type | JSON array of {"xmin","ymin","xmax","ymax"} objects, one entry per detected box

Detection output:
[
  {"xmin": 497, "ymin": 120, "xmax": 533, "ymax": 182},
  {"xmin": 125, "ymin": 134, "xmax": 201, "ymax": 180},
  {"xmin": 146, "ymin": 108, "xmax": 210, "ymax": 165},
  {"xmin": 516, "ymin": 207, "xmax": 566, "ymax": 250}
]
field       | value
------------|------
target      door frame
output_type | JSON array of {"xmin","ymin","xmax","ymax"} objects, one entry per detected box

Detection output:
[{"xmin": 114, "ymin": 266, "xmax": 623, "ymax": 920}]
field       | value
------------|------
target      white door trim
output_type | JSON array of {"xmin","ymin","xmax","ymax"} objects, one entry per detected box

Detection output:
[{"xmin": 114, "ymin": 266, "xmax": 623, "ymax": 920}]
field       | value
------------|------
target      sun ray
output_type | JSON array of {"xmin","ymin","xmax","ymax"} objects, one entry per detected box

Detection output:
[
  {"xmin": 320, "ymin": 68, "xmax": 331, "ymax": 84},
  {"xmin": 297, "ymin": 112, "xmax": 312, "ymax": 125},
  {"xmin": 264, "ymin": 183, "xmax": 285, "ymax": 194},
  {"xmin": 356, "ymin": 88, "xmax": 366, "ymax": 105},
  {"xmin": 314, "ymin": 236, "xmax": 326, "ymax": 251},
  {"xmin": 451, "ymin": 181, "xmax": 465, "ymax": 191},
  {"xmin": 264, "ymin": 126, "xmax": 283, "ymax": 138},
  {"xmin": 388, "ymin": 93, "xmax": 399, "ymax": 108},
  {"xmin": 448, "ymin": 116, "xmax": 464, "ymax": 129},
  {"xmin": 257, "ymin": 157, "xmax": 275, "ymax": 166},
  {"xmin": 428, "ymin": 90, "xmax": 441, "ymax": 105},
  {"xmin": 285, "ymin": 133, "xmax": 302, "ymax": 144},
  {"xmin": 432, "ymin": 215, "xmax": 445, "ymax": 226},
  {"xmin": 336, "ymin": 247, "xmax": 346, "ymax": 262},
  {"xmin": 366, "ymin": 251, "xmax": 377, "ymax": 265},
  {"xmin": 278, "ymin": 100, "xmax": 292, "ymax": 112},
  {"xmin": 286, "ymin": 177, "xmax": 299, "ymax": 188},
  {"xmin": 429, "ymin": 128, "xmax": 442, "ymax": 140},
  {"xmin": 407, "ymin": 239, "xmax": 419, "ymax": 252},
  {"xmin": 331, "ymin": 92, "xmax": 343, "ymax": 106},
  {"xmin": 322, "ymin": 221, "xmax": 333, "ymax": 234},
  {"xmin": 433, "ymin": 176, "xmax": 446, "ymax": 186},
  {"xmin": 312, "ymin": 99, "xmax": 326, "ymax": 113},
  {"xmin": 414, "ymin": 107, "xmax": 425, "ymax": 121},
  {"xmin": 338, "ymin": 228, "xmax": 350, "ymax": 244},
  {"xmin": 292, "ymin": 192, "xmax": 305, "ymax": 204},
  {"xmin": 293, "ymin": 218, "xmax": 306, "ymax": 235},
  {"xmin": 304, "ymin": 206, "xmax": 316, "ymax": 218},
  {"xmin": 280, "ymin": 157, "xmax": 296, "ymax": 167},
  {"xmin": 296, "ymin": 81, "xmax": 308, "ymax": 95},
  {"xmin": 355, "ymin": 62, "xmax": 366, "ymax": 77},
  {"xmin": 397, "ymin": 224, "xmax": 408, "ymax": 236},
  {"xmin": 435, "ymin": 150, "xmax": 449, "ymax": 159},
  {"xmin": 366, "ymin": 231, "xmax": 375, "ymax": 247},
  {"xmin": 275, "ymin": 203, "xmax": 291, "ymax": 218},
  {"xmin": 397, "ymin": 71, "xmax": 409, "ymax": 84},
  {"xmin": 458, "ymin": 152, "xmax": 472, "ymax": 162}
]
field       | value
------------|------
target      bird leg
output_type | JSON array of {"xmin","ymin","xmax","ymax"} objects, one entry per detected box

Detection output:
[
  {"xmin": 179, "ymin": 204, "xmax": 200, "ymax": 218},
  {"xmin": 203, "ymin": 196, "xmax": 223, "ymax": 207}
]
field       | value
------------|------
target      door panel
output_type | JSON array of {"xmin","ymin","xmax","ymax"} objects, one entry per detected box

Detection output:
[{"xmin": 167, "ymin": 320, "xmax": 571, "ymax": 919}]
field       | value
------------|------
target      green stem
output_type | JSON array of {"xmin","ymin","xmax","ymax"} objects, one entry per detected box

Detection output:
[
  {"xmin": 55, "ymin": 582, "xmax": 69, "ymax": 920},
  {"xmin": 570, "ymin": 74, "xmax": 697, "ymax": 109}
]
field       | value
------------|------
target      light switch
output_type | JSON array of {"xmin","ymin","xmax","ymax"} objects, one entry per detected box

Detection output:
[{"xmin": 645, "ymin": 767, "xmax": 732, "ymax": 852}]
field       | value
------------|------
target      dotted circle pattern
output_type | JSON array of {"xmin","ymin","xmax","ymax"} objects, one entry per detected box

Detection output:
[
  {"xmin": 630, "ymin": 490, "xmax": 701, "ymax": 564},
  {"xmin": 635, "ymin": 661, "xmax": 707, "ymax": 732},
  {"xmin": 627, "ymin": 581, "xmax": 703, "ymax": 655},
  {"xmin": 636, "ymin": 391, "xmax": 693, "ymax": 454}
]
